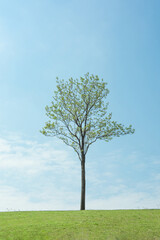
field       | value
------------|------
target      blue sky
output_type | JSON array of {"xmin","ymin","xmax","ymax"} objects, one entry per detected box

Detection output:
[{"xmin": 0, "ymin": 0, "xmax": 160, "ymax": 211}]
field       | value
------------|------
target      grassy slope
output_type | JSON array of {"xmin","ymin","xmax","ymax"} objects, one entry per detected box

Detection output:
[{"xmin": 0, "ymin": 210, "xmax": 160, "ymax": 240}]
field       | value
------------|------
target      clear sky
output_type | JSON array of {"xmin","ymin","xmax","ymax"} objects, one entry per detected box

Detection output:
[{"xmin": 0, "ymin": 0, "xmax": 160, "ymax": 211}]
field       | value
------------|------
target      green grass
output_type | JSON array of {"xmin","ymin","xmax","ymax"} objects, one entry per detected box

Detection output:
[{"xmin": 0, "ymin": 209, "xmax": 160, "ymax": 240}]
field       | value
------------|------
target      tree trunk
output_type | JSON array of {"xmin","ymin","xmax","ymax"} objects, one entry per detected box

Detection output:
[{"xmin": 80, "ymin": 154, "xmax": 86, "ymax": 210}]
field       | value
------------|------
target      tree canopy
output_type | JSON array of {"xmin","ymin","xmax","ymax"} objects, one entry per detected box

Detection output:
[{"xmin": 41, "ymin": 73, "xmax": 135, "ymax": 161}]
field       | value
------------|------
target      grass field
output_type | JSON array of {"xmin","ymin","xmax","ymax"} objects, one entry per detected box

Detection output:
[{"xmin": 0, "ymin": 209, "xmax": 160, "ymax": 240}]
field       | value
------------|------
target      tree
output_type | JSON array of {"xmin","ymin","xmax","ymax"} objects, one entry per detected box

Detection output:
[{"xmin": 41, "ymin": 73, "xmax": 135, "ymax": 210}]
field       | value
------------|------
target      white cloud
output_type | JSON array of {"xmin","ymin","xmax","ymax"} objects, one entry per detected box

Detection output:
[
  {"xmin": 87, "ymin": 191, "xmax": 160, "ymax": 210},
  {"xmin": 0, "ymin": 134, "xmax": 160, "ymax": 211},
  {"xmin": 0, "ymin": 135, "xmax": 79, "ymax": 175},
  {"xmin": 0, "ymin": 138, "xmax": 12, "ymax": 153},
  {"xmin": 1, "ymin": 184, "xmax": 159, "ymax": 212},
  {"xmin": 0, "ymin": 134, "xmax": 81, "ymax": 211},
  {"xmin": 0, "ymin": 184, "xmax": 80, "ymax": 211}
]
